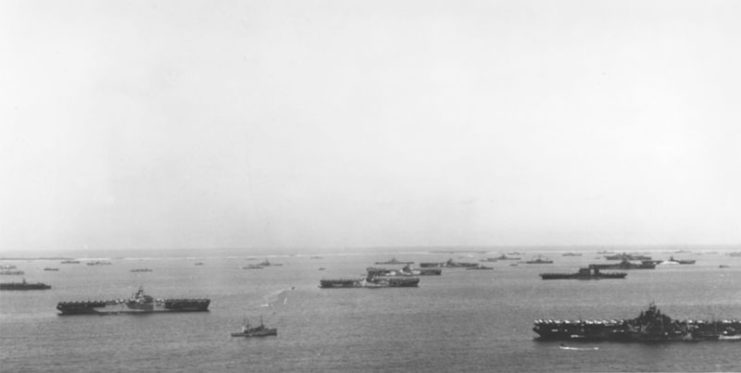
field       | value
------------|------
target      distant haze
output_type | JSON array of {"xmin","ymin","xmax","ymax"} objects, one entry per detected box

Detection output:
[{"xmin": 1, "ymin": 1, "xmax": 740, "ymax": 252}]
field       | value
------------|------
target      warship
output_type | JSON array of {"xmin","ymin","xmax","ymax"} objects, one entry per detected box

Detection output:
[
  {"xmin": 0, "ymin": 270, "xmax": 24, "ymax": 275},
  {"xmin": 420, "ymin": 259, "xmax": 478, "ymax": 268},
  {"xmin": 525, "ymin": 256, "xmax": 554, "ymax": 264},
  {"xmin": 320, "ymin": 267, "xmax": 420, "ymax": 288},
  {"xmin": 540, "ymin": 267, "xmax": 627, "ymax": 280},
  {"xmin": 1, "ymin": 279, "xmax": 51, "ymax": 290},
  {"xmin": 231, "ymin": 316, "xmax": 277, "ymax": 338},
  {"xmin": 56, "ymin": 286, "xmax": 210, "ymax": 315},
  {"xmin": 604, "ymin": 253, "xmax": 652, "ymax": 261},
  {"xmin": 374, "ymin": 258, "xmax": 414, "ymax": 265},
  {"xmin": 662, "ymin": 256, "xmax": 696, "ymax": 265},
  {"xmin": 591, "ymin": 259, "xmax": 656, "ymax": 270},
  {"xmin": 533, "ymin": 303, "xmax": 740, "ymax": 342},
  {"xmin": 400, "ymin": 264, "xmax": 441, "ymax": 276}
]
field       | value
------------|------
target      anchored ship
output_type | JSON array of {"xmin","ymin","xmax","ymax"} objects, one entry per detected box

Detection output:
[
  {"xmin": 1, "ymin": 279, "xmax": 51, "ymax": 290},
  {"xmin": 231, "ymin": 316, "xmax": 277, "ymax": 338},
  {"xmin": 0, "ymin": 270, "xmax": 24, "ymax": 275},
  {"xmin": 420, "ymin": 258, "xmax": 479, "ymax": 268},
  {"xmin": 56, "ymin": 286, "xmax": 210, "ymax": 315},
  {"xmin": 374, "ymin": 258, "xmax": 414, "ymax": 265},
  {"xmin": 662, "ymin": 256, "xmax": 696, "ymax": 265},
  {"xmin": 540, "ymin": 267, "xmax": 627, "ymax": 280},
  {"xmin": 320, "ymin": 267, "xmax": 420, "ymax": 288},
  {"xmin": 604, "ymin": 253, "xmax": 652, "ymax": 261},
  {"xmin": 533, "ymin": 303, "xmax": 741, "ymax": 342},
  {"xmin": 591, "ymin": 259, "xmax": 656, "ymax": 270},
  {"xmin": 401, "ymin": 264, "xmax": 441, "ymax": 276},
  {"xmin": 525, "ymin": 256, "xmax": 554, "ymax": 264}
]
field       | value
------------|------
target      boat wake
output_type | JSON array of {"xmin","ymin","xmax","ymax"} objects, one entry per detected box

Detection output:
[{"xmin": 559, "ymin": 345, "xmax": 599, "ymax": 351}]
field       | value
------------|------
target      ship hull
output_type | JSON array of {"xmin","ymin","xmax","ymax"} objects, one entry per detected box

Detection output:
[
  {"xmin": 1, "ymin": 283, "xmax": 52, "ymax": 290},
  {"xmin": 58, "ymin": 308, "xmax": 210, "ymax": 316},
  {"xmin": 57, "ymin": 299, "xmax": 210, "ymax": 315},
  {"xmin": 540, "ymin": 274, "xmax": 627, "ymax": 280},
  {"xmin": 319, "ymin": 279, "xmax": 363, "ymax": 288},
  {"xmin": 534, "ymin": 314, "xmax": 741, "ymax": 342}
]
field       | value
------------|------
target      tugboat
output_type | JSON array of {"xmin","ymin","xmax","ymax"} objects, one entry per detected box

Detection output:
[
  {"xmin": 56, "ymin": 286, "xmax": 210, "ymax": 315},
  {"xmin": 231, "ymin": 316, "xmax": 277, "ymax": 338},
  {"xmin": 1, "ymin": 279, "xmax": 52, "ymax": 290},
  {"xmin": 533, "ymin": 303, "xmax": 741, "ymax": 342},
  {"xmin": 540, "ymin": 267, "xmax": 627, "ymax": 280}
]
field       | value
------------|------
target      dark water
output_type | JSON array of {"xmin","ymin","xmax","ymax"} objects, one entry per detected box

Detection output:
[{"xmin": 1, "ymin": 249, "xmax": 740, "ymax": 372}]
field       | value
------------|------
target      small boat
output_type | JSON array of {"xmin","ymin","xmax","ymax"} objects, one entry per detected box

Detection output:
[
  {"xmin": 43, "ymin": 268, "xmax": 60, "ymax": 271},
  {"xmin": 231, "ymin": 317, "xmax": 277, "ymax": 338},
  {"xmin": 194, "ymin": 262, "xmax": 204, "ymax": 266},
  {"xmin": 130, "ymin": 268, "xmax": 153, "ymax": 272},
  {"xmin": 60, "ymin": 260, "xmax": 80, "ymax": 264},
  {"xmin": 243, "ymin": 264, "xmax": 263, "ymax": 270},
  {"xmin": 466, "ymin": 264, "xmax": 493, "ymax": 270},
  {"xmin": 719, "ymin": 265, "xmax": 730, "ymax": 269}
]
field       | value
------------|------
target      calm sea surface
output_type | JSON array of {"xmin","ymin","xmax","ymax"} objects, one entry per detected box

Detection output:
[{"xmin": 1, "ymin": 248, "xmax": 740, "ymax": 372}]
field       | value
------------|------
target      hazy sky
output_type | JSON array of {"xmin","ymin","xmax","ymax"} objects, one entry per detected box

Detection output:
[{"xmin": 1, "ymin": 1, "xmax": 740, "ymax": 252}]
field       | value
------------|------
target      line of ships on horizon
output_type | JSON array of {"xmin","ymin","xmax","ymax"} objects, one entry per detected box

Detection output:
[{"xmin": 1, "ymin": 251, "xmax": 740, "ymax": 341}]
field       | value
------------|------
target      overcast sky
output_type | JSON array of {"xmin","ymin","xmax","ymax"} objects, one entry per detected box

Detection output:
[{"xmin": 1, "ymin": 1, "xmax": 739, "ymax": 252}]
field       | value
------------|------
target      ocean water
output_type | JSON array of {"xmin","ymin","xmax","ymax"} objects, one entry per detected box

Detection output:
[{"xmin": 1, "ymin": 248, "xmax": 740, "ymax": 372}]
